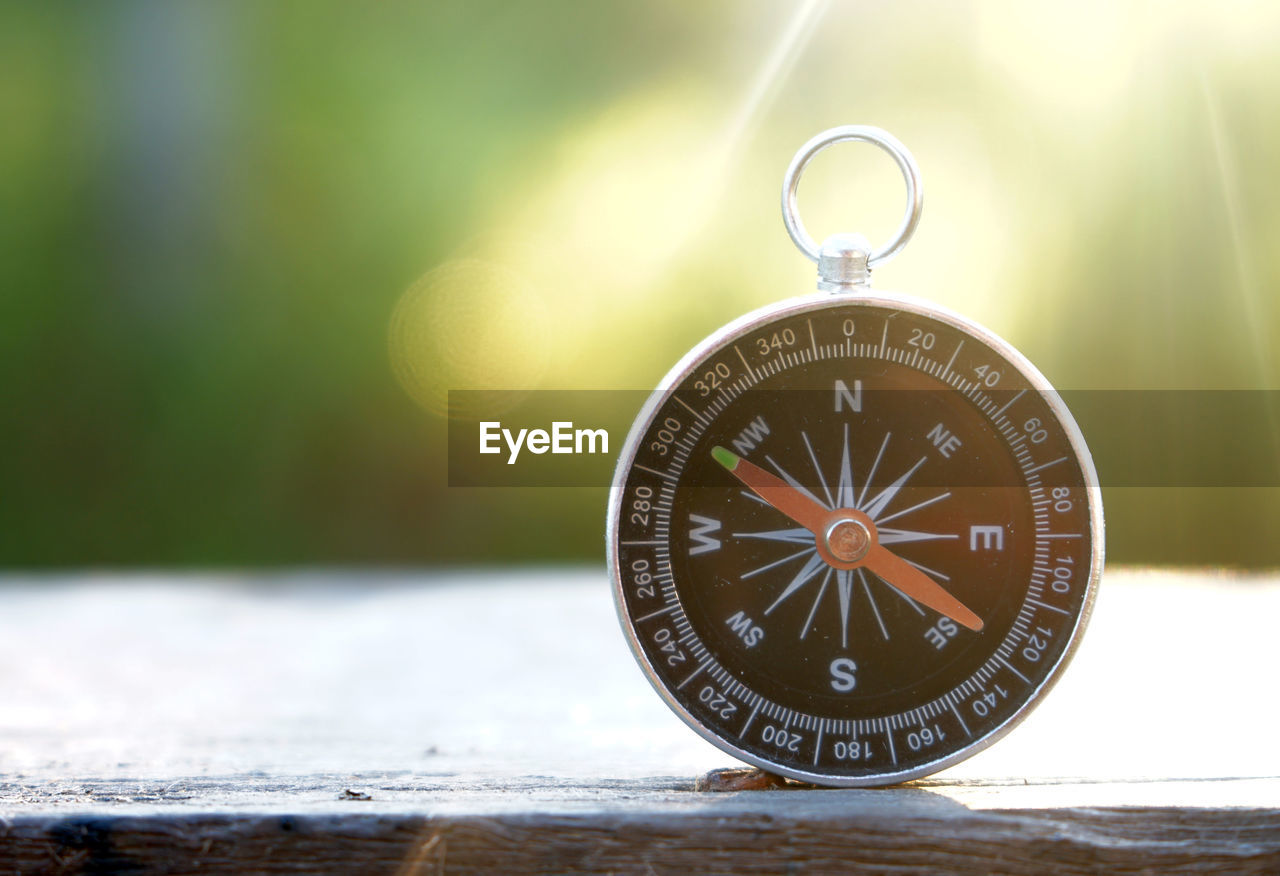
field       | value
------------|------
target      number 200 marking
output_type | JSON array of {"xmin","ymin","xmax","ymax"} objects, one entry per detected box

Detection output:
[{"xmin": 761, "ymin": 724, "xmax": 803, "ymax": 752}]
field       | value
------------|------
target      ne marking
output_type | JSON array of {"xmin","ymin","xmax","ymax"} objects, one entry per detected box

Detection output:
[
  {"xmin": 733, "ymin": 344, "xmax": 756, "ymax": 379},
  {"xmin": 740, "ymin": 700, "xmax": 762, "ymax": 738},
  {"xmin": 949, "ymin": 699, "xmax": 971, "ymax": 737},
  {"xmin": 620, "ymin": 540, "xmax": 665, "ymax": 546},
  {"xmin": 943, "ymin": 339, "xmax": 964, "ymax": 374},
  {"xmin": 808, "ymin": 318, "xmax": 818, "ymax": 359},
  {"xmin": 813, "ymin": 724, "xmax": 825, "ymax": 765}
]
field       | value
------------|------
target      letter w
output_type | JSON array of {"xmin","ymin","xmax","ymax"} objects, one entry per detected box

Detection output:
[{"xmin": 688, "ymin": 514, "xmax": 721, "ymax": 556}]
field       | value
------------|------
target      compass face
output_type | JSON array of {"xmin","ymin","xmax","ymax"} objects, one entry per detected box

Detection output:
[{"xmin": 608, "ymin": 293, "xmax": 1103, "ymax": 786}]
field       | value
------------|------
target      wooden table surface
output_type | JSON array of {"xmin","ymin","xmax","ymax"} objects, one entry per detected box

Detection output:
[{"xmin": 0, "ymin": 568, "xmax": 1277, "ymax": 873}]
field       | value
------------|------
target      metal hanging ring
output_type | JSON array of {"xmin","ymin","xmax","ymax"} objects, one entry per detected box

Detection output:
[{"xmin": 781, "ymin": 125, "xmax": 923, "ymax": 267}]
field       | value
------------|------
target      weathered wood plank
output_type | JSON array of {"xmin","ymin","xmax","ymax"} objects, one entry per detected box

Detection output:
[
  {"xmin": 1, "ymin": 789, "xmax": 1278, "ymax": 874},
  {"xmin": 0, "ymin": 569, "xmax": 1276, "ymax": 872}
]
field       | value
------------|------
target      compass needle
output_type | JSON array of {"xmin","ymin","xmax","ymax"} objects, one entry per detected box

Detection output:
[
  {"xmin": 610, "ymin": 125, "xmax": 1101, "ymax": 786},
  {"xmin": 713, "ymin": 446, "xmax": 829, "ymax": 534},
  {"xmin": 864, "ymin": 545, "xmax": 983, "ymax": 631},
  {"xmin": 766, "ymin": 454, "xmax": 829, "ymax": 510}
]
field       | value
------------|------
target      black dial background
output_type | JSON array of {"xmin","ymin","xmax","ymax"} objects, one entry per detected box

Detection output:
[
  {"xmin": 612, "ymin": 297, "xmax": 1099, "ymax": 783},
  {"xmin": 673, "ymin": 369, "xmax": 1029, "ymax": 715}
]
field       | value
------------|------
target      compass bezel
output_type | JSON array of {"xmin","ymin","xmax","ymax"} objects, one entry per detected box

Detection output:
[{"xmin": 607, "ymin": 290, "xmax": 1104, "ymax": 786}]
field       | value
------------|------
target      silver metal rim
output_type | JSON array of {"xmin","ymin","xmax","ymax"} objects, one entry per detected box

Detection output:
[
  {"xmin": 606, "ymin": 291, "xmax": 1104, "ymax": 787},
  {"xmin": 781, "ymin": 125, "xmax": 924, "ymax": 268}
]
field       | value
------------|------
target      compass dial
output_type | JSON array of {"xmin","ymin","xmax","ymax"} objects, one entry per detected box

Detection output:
[{"xmin": 608, "ymin": 293, "xmax": 1103, "ymax": 786}]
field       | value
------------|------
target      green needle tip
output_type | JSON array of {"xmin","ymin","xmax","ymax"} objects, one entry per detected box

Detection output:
[{"xmin": 711, "ymin": 445, "xmax": 739, "ymax": 470}]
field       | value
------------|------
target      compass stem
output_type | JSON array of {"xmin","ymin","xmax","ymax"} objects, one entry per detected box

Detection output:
[{"xmin": 817, "ymin": 232, "xmax": 873, "ymax": 292}]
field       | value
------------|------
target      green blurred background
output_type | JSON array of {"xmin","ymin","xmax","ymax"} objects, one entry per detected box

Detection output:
[{"xmin": 2, "ymin": 1, "xmax": 1277, "ymax": 568}]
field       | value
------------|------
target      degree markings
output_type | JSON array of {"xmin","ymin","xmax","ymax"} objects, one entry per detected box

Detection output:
[
  {"xmin": 673, "ymin": 394, "xmax": 710, "ymax": 426},
  {"xmin": 740, "ymin": 700, "xmax": 762, "ymax": 738},
  {"xmin": 995, "ymin": 653, "xmax": 1031, "ymax": 684},
  {"xmin": 633, "ymin": 603, "xmax": 679, "ymax": 623},
  {"xmin": 949, "ymin": 698, "xmax": 972, "ymax": 737},
  {"xmin": 942, "ymin": 338, "xmax": 964, "ymax": 376},
  {"xmin": 677, "ymin": 659, "xmax": 709, "ymax": 690},
  {"xmin": 621, "ymin": 306, "xmax": 1091, "ymax": 775},
  {"xmin": 1025, "ymin": 455, "xmax": 1068, "ymax": 475},
  {"xmin": 634, "ymin": 463, "xmax": 676, "ymax": 482},
  {"xmin": 992, "ymin": 388, "xmax": 1026, "ymax": 420}
]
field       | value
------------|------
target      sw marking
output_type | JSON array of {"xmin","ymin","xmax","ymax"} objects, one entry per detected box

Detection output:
[{"xmin": 479, "ymin": 421, "xmax": 609, "ymax": 465}]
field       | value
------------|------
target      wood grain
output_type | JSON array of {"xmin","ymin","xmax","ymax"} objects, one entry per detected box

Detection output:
[{"xmin": 0, "ymin": 569, "xmax": 1276, "ymax": 873}]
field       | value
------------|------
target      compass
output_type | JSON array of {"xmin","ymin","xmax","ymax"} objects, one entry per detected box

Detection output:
[{"xmin": 607, "ymin": 127, "xmax": 1103, "ymax": 786}]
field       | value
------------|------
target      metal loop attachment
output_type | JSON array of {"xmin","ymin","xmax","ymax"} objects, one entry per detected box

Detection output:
[{"xmin": 781, "ymin": 126, "xmax": 923, "ymax": 289}]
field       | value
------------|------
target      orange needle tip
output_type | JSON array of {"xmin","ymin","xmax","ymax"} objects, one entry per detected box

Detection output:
[{"xmin": 711, "ymin": 445, "xmax": 740, "ymax": 471}]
